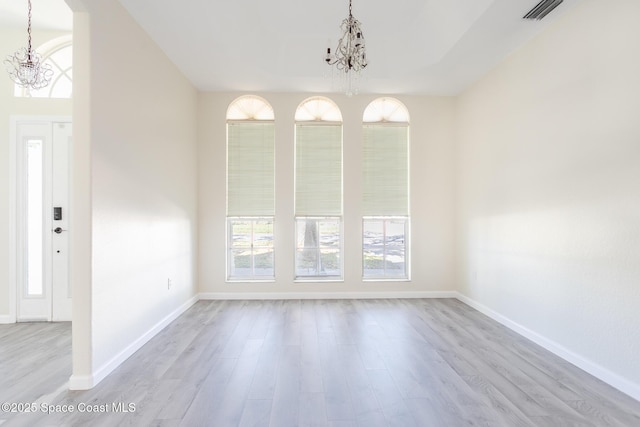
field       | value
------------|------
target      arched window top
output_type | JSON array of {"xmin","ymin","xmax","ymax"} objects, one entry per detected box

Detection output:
[
  {"xmin": 363, "ymin": 98, "xmax": 410, "ymax": 123},
  {"xmin": 295, "ymin": 97, "xmax": 342, "ymax": 122},
  {"xmin": 227, "ymin": 95, "xmax": 274, "ymax": 120},
  {"xmin": 14, "ymin": 35, "xmax": 72, "ymax": 99}
]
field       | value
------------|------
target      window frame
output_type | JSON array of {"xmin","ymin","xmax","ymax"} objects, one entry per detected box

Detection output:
[
  {"xmin": 227, "ymin": 217, "xmax": 275, "ymax": 282},
  {"xmin": 294, "ymin": 216, "xmax": 343, "ymax": 282},
  {"xmin": 362, "ymin": 216, "xmax": 410, "ymax": 281},
  {"xmin": 294, "ymin": 97, "xmax": 344, "ymax": 282},
  {"xmin": 226, "ymin": 95, "xmax": 275, "ymax": 282},
  {"xmin": 362, "ymin": 98, "xmax": 410, "ymax": 281}
]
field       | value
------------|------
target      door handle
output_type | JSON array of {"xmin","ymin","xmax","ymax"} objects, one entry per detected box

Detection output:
[{"xmin": 53, "ymin": 227, "xmax": 67, "ymax": 234}]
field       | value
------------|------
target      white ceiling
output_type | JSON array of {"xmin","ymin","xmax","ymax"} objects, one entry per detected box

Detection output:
[
  {"xmin": 0, "ymin": 0, "xmax": 72, "ymax": 31},
  {"xmin": 1, "ymin": 0, "xmax": 581, "ymax": 95}
]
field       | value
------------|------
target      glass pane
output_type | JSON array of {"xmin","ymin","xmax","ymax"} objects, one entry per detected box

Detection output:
[
  {"xmin": 320, "ymin": 249, "xmax": 340, "ymax": 276},
  {"xmin": 49, "ymin": 46, "xmax": 73, "ymax": 70},
  {"xmin": 363, "ymin": 220, "xmax": 383, "ymax": 246},
  {"xmin": 253, "ymin": 220, "xmax": 273, "ymax": 248},
  {"xmin": 385, "ymin": 220, "xmax": 406, "ymax": 276},
  {"xmin": 363, "ymin": 219, "xmax": 406, "ymax": 278},
  {"xmin": 228, "ymin": 218, "xmax": 275, "ymax": 279},
  {"xmin": 230, "ymin": 249, "xmax": 252, "ymax": 277},
  {"xmin": 254, "ymin": 248, "xmax": 274, "ymax": 277},
  {"xmin": 385, "ymin": 220, "xmax": 405, "ymax": 247},
  {"xmin": 296, "ymin": 219, "xmax": 318, "ymax": 248},
  {"xmin": 384, "ymin": 256, "xmax": 405, "ymax": 276},
  {"xmin": 296, "ymin": 248, "xmax": 318, "ymax": 276},
  {"xmin": 50, "ymin": 75, "xmax": 73, "ymax": 99},
  {"xmin": 296, "ymin": 217, "xmax": 341, "ymax": 278},
  {"xmin": 230, "ymin": 221, "xmax": 251, "ymax": 248},
  {"xmin": 27, "ymin": 140, "xmax": 44, "ymax": 296},
  {"xmin": 363, "ymin": 220, "xmax": 384, "ymax": 277},
  {"xmin": 319, "ymin": 220, "xmax": 340, "ymax": 248}
]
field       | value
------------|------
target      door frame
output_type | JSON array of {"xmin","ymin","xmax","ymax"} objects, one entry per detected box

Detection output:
[{"xmin": 9, "ymin": 115, "xmax": 72, "ymax": 323}]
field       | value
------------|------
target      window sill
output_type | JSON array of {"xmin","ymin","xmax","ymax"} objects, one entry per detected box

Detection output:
[
  {"xmin": 226, "ymin": 279, "xmax": 276, "ymax": 284},
  {"xmin": 362, "ymin": 278, "xmax": 411, "ymax": 282},
  {"xmin": 294, "ymin": 278, "xmax": 344, "ymax": 283}
]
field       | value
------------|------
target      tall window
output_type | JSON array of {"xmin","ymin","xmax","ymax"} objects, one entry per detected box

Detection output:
[
  {"xmin": 14, "ymin": 35, "xmax": 73, "ymax": 99},
  {"xmin": 295, "ymin": 97, "xmax": 343, "ymax": 280},
  {"xmin": 226, "ymin": 96, "xmax": 275, "ymax": 280},
  {"xmin": 362, "ymin": 98, "xmax": 410, "ymax": 279}
]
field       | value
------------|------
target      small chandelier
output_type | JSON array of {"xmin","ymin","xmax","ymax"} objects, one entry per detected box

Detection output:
[
  {"xmin": 4, "ymin": 0, "xmax": 53, "ymax": 91},
  {"xmin": 325, "ymin": 0, "xmax": 368, "ymax": 96}
]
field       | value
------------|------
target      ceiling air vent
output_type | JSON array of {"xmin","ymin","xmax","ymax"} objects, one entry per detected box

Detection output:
[{"xmin": 523, "ymin": 0, "xmax": 564, "ymax": 20}]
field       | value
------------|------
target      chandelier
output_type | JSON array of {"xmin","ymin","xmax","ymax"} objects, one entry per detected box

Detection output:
[
  {"xmin": 324, "ymin": 0, "xmax": 368, "ymax": 96},
  {"xmin": 4, "ymin": 0, "xmax": 53, "ymax": 91}
]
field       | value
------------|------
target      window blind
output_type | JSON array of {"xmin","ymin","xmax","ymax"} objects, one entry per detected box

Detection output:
[
  {"xmin": 295, "ymin": 124, "xmax": 342, "ymax": 216},
  {"xmin": 362, "ymin": 125, "xmax": 409, "ymax": 216},
  {"xmin": 227, "ymin": 122, "xmax": 275, "ymax": 216}
]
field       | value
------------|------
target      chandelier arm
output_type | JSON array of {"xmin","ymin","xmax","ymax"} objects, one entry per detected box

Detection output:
[{"xmin": 325, "ymin": 0, "xmax": 367, "ymax": 95}]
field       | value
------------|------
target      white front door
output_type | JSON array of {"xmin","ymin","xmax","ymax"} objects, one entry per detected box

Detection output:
[{"xmin": 15, "ymin": 119, "xmax": 72, "ymax": 322}]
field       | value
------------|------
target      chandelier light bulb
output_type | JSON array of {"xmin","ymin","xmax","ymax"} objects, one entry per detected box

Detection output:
[{"xmin": 20, "ymin": 62, "xmax": 37, "ymax": 83}]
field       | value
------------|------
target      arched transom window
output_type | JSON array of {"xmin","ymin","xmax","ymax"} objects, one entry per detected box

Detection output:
[
  {"xmin": 363, "ymin": 97, "xmax": 410, "ymax": 123},
  {"xmin": 295, "ymin": 97, "xmax": 343, "ymax": 122},
  {"xmin": 226, "ymin": 95, "xmax": 275, "ymax": 121}
]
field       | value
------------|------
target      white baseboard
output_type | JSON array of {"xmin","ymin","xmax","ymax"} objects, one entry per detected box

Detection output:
[
  {"xmin": 0, "ymin": 314, "xmax": 15, "ymax": 324},
  {"xmin": 72, "ymin": 295, "xmax": 199, "ymax": 391},
  {"xmin": 68, "ymin": 375, "xmax": 94, "ymax": 390},
  {"xmin": 199, "ymin": 291, "xmax": 458, "ymax": 300},
  {"xmin": 455, "ymin": 292, "xmax": 640, "ymax": 402}
]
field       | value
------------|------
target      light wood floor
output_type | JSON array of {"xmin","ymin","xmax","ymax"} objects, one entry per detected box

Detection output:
[{"xmin": 1, "ymin": 299, "xmax": 640, "ymax": 426}]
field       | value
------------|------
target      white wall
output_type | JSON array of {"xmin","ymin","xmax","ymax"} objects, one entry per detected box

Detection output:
[
  {"xmin": 69, "ymin": 0, "xmax": 199, "ymax": 387},
  {"xmin": 0, "ymin": 27, "xmax": 72, "ymax": 321},
  {"xmin": 10, "ymin": 0, "xmax": 636, "ymax": 401},
  {"xmin": 456, "ymin": 0, "xmax": 640, "ymax": 398},
  {"xmin": 199, "ymin": 93, "xmax": 457, "ymax": 297}
]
